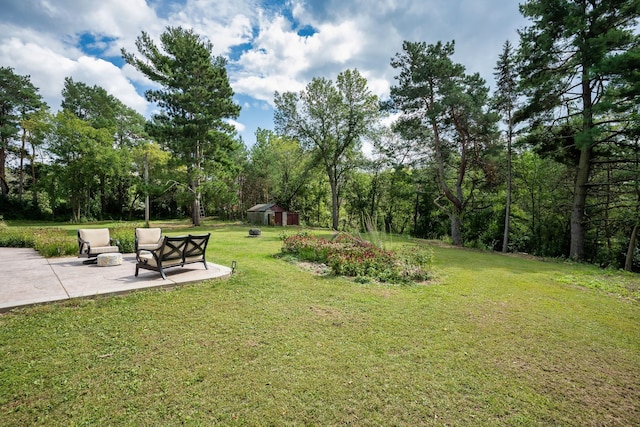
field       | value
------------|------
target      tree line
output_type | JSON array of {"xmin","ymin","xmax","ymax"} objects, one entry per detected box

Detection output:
[{"xmin": 1, "ymin": 1, "xmax": 639, "ymax": 270}]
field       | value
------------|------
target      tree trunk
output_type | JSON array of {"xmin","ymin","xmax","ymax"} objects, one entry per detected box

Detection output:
[
  {"xmin": 413, "ymin": 190, "xmax": 420, "ymax": 237},
  {"xmin": 0, "ymin": 139, "xmax": 7, "ymax": 196},
  {"xmin": 73, "ymin": 199, "xmax": 81, "ymax": 222},
  {"xmin": 570, "ymin": 65, "xmax": 595, "ymax": 261},
  {"xmin": 625, "ymin": 224, "xmax": 638, "ymax": 272},
  {"xmin": 192, "ymin": 198, "xmax": 201, "ymax": 226},
  {"xmin": 191, "ymin": 143, "xmax": 201, "ymax": 227},
  {"xmin": 19, "ymin": 128, "xmax": 26, "ymax": 202},
  {"xmin": 502, "ymin": 120, "xmax": 513, "ymax": 253},
  {"xmin": 570, "ymin": 145, "xmax": 591, "ymax": 261},
  {"xmin": 191, "ymin": 178, "xmax": 201, "ymax": 227},
  {"xmin": 144, "ymin": 153, "xmax": 149, "ymax": 227},
  {"xmin": 450, "ymin": 211, "xmax": 462, "ymax": 246},
  {"xmin": 432, "ymin": 123, "xmax": 464, "ymax": 246},
  {"xmin": 99, "ymin": 175, "xmax": 106, "ymax": 220},
  {"xmin": 330, "ymin": 178, "xmax": 339, "ymax": 230},
  {"xmin": 30, "ymin": 137, "xmax": 37, "ymax": 206}
]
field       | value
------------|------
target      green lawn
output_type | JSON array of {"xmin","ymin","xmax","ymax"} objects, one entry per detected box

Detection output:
[{"xmin": 1, "ymin": 223, "xmax": 639, "ymax": 426}]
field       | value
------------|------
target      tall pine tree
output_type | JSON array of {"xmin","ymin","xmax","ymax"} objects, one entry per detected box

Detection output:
[
  {"xmin": 123, "ymin": 26, "xmax": 240, "ymax": 225},
  {"xmin": 518, "ymin": 0, "xmax": 640, "ymax": 261},
  {"xmin": 492, "ymin": 40, "xmax": 519, "ymax": 253}
]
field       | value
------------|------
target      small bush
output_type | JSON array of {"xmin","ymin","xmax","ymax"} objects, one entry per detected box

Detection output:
[
  {"xmin": 111, "ymin": 227, "xmax": 135, "ymax": 253},
  {"xmin": 0, "ymin": 227, "xmax": 76, "ymax": 256}
]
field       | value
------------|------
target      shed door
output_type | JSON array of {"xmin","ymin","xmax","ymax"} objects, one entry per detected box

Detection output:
[
  {"xmin": 274, "ymin": 211, "xmax": 283, "ymax": 226},
  {"xmin": 287, "ymin": 213, "xmax": 299, "ymax": 225}
]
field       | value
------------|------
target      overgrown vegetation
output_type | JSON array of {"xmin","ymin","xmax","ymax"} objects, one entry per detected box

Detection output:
[
  {"xmin": 281, "ymin": 232, "xmax": 433, "ymax": 284},
  {"xmin": 0, "ymin": 224, "xmax": 137, "ymax": 257}
]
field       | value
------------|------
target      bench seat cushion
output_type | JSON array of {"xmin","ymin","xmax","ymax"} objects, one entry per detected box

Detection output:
[
  {"xmin": 137, "ymin": 251, "xmax": 182, "ymax": 268},
  {"xmin": 137, "ymin": 243, "xmax": 162, "ymax": 251},
  {"xmin": 184, "ymin": 255, "xmax": 205, "ymax": 264}
]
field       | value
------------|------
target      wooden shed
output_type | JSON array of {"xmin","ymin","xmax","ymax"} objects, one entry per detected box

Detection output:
[{"xmin": 247, "ymin": 203, "xmax": 299, "ymax": 226}]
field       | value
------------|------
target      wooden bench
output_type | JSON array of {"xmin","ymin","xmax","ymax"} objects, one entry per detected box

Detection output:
[
  {"xmin": 135, "ymin": 233, "xmax": 211, "ymax": 280},
  {"xmin": 77, "ymin": 228, "xmax": 120, "ymax": 264}
]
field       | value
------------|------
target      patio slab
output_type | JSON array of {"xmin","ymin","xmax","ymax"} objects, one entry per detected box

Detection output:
[{"xmin": 0, "ymin": 248, "xmax": 232, "ymax": 312}]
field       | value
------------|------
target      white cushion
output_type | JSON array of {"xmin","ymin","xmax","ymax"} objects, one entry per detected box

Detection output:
[
  {"xmin": 79, "ymin": 228, "xmax": 111, "ymax": 247},
  {"xmin": 136, "ymin": 228, "xmax": 162, "ymax": 245}
]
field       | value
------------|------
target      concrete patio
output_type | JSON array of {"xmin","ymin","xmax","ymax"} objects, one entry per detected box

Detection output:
[{"xmin": 0, "ymin": 247, "xmax": 233, "ymax": 312}]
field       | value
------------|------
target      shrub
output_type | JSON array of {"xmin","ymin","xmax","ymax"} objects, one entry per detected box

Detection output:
[
  {"xmin": 111, "ymin": 227, "xmax": 136, "ymax": 254},
  {"xmin": 395, "ymin": 246, "xmax": 434, "ymax": 282},
  {"xmin": 0, "ymin": 227, "xmax": 76, "ymax": 256}
]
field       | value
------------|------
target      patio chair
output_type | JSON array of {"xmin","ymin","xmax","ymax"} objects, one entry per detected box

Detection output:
[
  {"xmin": 135, "ymin": 227, "xmax": 163, "ymax": 252},
  {"xmin": 77, "ymin": 228, "xmax": 120, "ymax": 264}
]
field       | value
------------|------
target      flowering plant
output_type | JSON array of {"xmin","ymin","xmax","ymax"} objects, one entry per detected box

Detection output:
[{"xmin": 282, "ymin": 232, "xmax": 432, "ymax": 284}]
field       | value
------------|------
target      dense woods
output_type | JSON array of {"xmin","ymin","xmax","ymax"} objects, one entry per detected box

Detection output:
[{"xmin": 1, "ymin": 1, "xmax": 639, "ymax": 270}]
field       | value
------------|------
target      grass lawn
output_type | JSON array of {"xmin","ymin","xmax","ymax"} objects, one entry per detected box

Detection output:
[{"xmin": 1, "ymin": 222, "xmax": 639, "ymax": 426}]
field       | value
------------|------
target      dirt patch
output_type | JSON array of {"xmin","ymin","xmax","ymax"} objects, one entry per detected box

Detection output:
[{"xmin": 295, "ymin": 261, "xmax": 332, "ymax": 276}]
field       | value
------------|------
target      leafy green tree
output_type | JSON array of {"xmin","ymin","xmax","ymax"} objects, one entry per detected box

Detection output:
[
  {"xmin": 244, "ymin": 129, "xmax": 313, "ymax": 209},
  {"xmin": 61, "ymin": 77, "xmax": 118, "ymax": 130},
  {"xmin": 131, "ymin": 142, "xmax": 171, "ymax": 221},
  {"xmin": 18, "ymin": 106, "xmax": 50, "ymax": 203},
  {"xmin": 512, "ymin": 150, "xmax": 573, "ymax": 256},
  {"xmin": 47, "ymin": 111, "xmax": 116, "ymax": 221},
  {"xmin": 61, "ymin": 77, "xmax": 147, "ymax": 219},
  {"xmin": 122, "ymin": 26, "xmax": 241, "ymax": 226},
  {"xmin": 518, "ymin": 0, "xmax": 640, "ymax": 261},
  {"xmin": 389, "ymin": 41, "xmax": 499, "ymax": 246},
  {"xmin": 274, "ymin": 69, "xmax": 380, "ymax": 230},
  {"xmin": 0, "ymin": 67, "xmax": 43, "ymax": 196}
]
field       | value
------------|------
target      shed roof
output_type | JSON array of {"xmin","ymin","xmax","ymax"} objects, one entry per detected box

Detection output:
[{"xmin": 247, "ymin": 203, "xmax": 276, "ymax": 212}]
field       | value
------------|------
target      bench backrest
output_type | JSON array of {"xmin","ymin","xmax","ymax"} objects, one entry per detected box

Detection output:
[
  {"xmin": 78, "ymin": 228, "xmax": 111, "ymax": 247},
  {"xmin": 184, "ymin": 234, "xmax": 210, "ymax": 261},
  {"xmin": 154, "ymin": 233, "xmax": 210, "ymax": 264},
  {"xmin": 157, "ymin": 236, "xmax": 189, "ymax": 263}
]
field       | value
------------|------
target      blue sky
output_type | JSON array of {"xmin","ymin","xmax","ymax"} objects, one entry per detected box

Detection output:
[{"xmin": 0, "ymin": 0, "xmax": 528, "ymax": 146}]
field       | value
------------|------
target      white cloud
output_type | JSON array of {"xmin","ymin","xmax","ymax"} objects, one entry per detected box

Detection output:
[
  {"xmin": 0, "ymin": 36, "xmax": 78, "ymax": 109},
  {"xmin": 0, "ymin": 35, "xmax": 147, "ymax": 115},
  {"xmin": 226, "ymin": 118, "xmax": 246, "ymax": 133}
]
